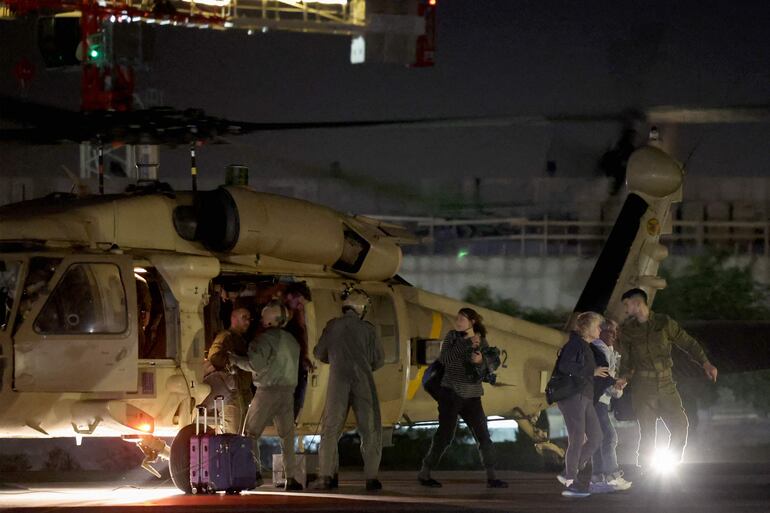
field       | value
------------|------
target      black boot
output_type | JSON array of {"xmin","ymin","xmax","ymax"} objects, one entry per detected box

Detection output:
[
  {"xmin": 285, "ymin": 478, "xmax": 303, "ymax": 491},
  {"xmin": 366, "ymin": 479, "xmax": 383, "ymax": 491},
  {"xmin": 330, "ymin": 473, "xmax": 339, "ymax": 489},
  {"xmin": 418, "ymin": 477, "xmax": 442, "ymax": 487},
  {"xmin": 311, "ymin": 476, "xmax": 333, "ymax": 490}
]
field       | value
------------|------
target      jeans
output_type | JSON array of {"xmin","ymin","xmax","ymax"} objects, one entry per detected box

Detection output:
[
  {"xmin": 557, "ymin": 393, "xmax": 602, "ymax": 481},
  {"xmin": 592, "ymin": 402, "xmax": 619, "ymax": 476}
]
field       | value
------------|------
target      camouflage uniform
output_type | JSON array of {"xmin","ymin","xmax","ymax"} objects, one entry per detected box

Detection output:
[{"xmin": 619, "ymin": 311, "xmax": 709, "ymax": 465}]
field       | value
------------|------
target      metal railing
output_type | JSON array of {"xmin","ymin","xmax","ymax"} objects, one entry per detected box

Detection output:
[{"xmin": 373, "ymin": 216, "xmax": 770, "ymax": 258}]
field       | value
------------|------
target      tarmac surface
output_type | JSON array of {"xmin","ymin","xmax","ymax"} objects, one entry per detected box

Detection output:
[{"xmin": 1, "ymin": 463, "xmax": 769, "ymax": 513}]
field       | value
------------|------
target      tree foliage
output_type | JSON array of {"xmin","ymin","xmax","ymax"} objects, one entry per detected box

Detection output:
[
  {"xmin": 44, "ymin": 447, "xmax": 82, "ymax": 471},
  {"xmin": 654, "ymin": 251, "xmax": 770, "ymax": 321},
  {"xmin": 652, "ymin": 251, "xmax": 770, "ymax": 414},
  {"xmin": 0, "ymin": 453, "xmax": 32, "ymax": 472},
  {"xmin": 462, "ymin": 285, "xmax": 569, "ymax": 326}
]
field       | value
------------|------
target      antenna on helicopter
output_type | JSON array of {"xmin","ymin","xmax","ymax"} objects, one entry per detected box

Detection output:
[
  {"xmin": 97, "ymin": 138, "xmax": 104, "ymax": 194},
  {"xmin": 190, "ymin": 139, "xmax": 198, "ymax": 192}
]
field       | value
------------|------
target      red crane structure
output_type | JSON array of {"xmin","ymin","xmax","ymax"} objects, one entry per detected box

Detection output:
[{"xmin": 1, "ymin": 0, "xmax": 436, "ymax": 111}]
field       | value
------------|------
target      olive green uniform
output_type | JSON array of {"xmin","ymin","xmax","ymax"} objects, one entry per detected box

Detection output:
[
  {"xmin": 619, "ymin": 311, "xmax": 709, "ymax": 466},
  {"xmin": 207, "ymin": 329, "xmax": 253, "ymax": 433}
]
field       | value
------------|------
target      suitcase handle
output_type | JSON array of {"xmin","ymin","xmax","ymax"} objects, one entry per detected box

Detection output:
[
  {"xmin": 213, "ymin": 395, "xmax": 225, "ymax": 435},
  {"xmin": 195, "ymin": 405, "xmax": 207, "ymax": 436}
]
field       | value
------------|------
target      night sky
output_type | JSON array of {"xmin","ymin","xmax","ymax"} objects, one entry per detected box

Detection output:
[{"xmin": 1, "ymin": 0, "xmax": 769, "ymax": 189}]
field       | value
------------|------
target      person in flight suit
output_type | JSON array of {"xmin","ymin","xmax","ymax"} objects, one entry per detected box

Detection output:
[
  {"xmin": 206, "ymin": 306, "xmax": 253, "ymax": 434},
  {"xmin": 313, "ymin": 288, "xmax": 385, "ymax": 491},
  {"xmin": 230, "ymin": 301, "xmax": 303, "ymax": 491},
  {"xmin": 617, "ymin": 288, "xmax": 718, "ymax": 469}
]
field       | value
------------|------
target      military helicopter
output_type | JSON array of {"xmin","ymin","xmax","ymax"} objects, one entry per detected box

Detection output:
[
  {"xmin": 0, "ymin": 102, "xmax": 677, "ymax": 487},
  {"xmin": 4, "ymin": 92, "xmax": 770, "ymax": 492}
]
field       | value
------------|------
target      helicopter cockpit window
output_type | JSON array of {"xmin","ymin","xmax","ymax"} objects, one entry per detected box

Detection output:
[
  {"xmin": 34, "ymin": 263, "xmax": 127, "ymax": 335},
  {"xmin": 0, "ymin": 260, "xmax": 21, "ymax": 331},
  {"xmin": 15, "ymin": 257, "xmax": 61, "ymax": 329}
]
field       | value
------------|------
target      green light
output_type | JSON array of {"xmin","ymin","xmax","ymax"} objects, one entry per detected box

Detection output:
[
  {"xmin": 89, "ymin": 49, "xmax": 100, "ymax": 59},
  {"xmin": 457, "ymin": 249, "xmax": 469, "ymax": 260}
]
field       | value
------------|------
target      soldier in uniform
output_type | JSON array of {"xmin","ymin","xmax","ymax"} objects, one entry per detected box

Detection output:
[
  {"xmin": 206, "ymin": 306, "xmax": 253, "ymax": 434},
  {"xmin": 313, "ymin": 288, "xmax": 385, "ymax": 491},
  {"xmin": 617, "ymin": 288, "xmax": 718, "ymax": 469}
]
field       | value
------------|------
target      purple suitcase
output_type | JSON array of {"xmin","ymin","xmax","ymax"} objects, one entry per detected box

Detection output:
[
  {"xmin": 190, "ymin": 406, "xmax": 212, "ymax": 494},
  {"xmin": 208, "ymin": 433, "xmax": 258, "ymax": 493},
  {"xmin": 190, "ymin": 397, "xmax": 257, "ymax": 494}
]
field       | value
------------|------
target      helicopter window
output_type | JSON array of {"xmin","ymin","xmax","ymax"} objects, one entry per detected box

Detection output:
[
  {"xmin": 0, "ymin": 260, "xmax": 21, "ymax": 331},
  {"xmin": 137, "ymin": 267, "xmax": 176, "ymax": 360},
  {"xmin": 14, "ymin": 257, "xmax": 61, "ymax": 330},
  {"xmin": 367, "ymin": 294, "xmax": 399, "ymax": 364},
  {"xmin": 34, "ymin": 263, "xmax": 127, "ymax": 335}
]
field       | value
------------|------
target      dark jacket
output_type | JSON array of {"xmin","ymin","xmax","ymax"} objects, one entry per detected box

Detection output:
[
  {"xmin": 590, "ymin": 343, "xmax": 616, "ymax": 403},
  {"xmin": 439, "ymin": 330, "xmax": 489, "ymax": 398},
  {"xmin": 557, "ymin": 331, "xmax": 596, "ymax": 399}
]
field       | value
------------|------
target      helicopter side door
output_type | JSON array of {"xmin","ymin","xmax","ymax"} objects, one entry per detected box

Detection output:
[{"xmin": 13, "ymin": 254, "xmax": 138, "ymax": 392}]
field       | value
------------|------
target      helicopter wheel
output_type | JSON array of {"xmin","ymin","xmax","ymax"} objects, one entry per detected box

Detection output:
[{"xmin": 169, "ymin": 423, "xmax": 213, "ymax": 494}]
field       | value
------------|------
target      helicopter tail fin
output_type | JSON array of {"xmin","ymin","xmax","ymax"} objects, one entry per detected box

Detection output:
[{"xmin": 571, "ymin": 143, "xmax": 683, "ymax": 325}]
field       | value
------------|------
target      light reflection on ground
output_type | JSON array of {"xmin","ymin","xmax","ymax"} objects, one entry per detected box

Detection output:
[{"xmin": 0, "ymin": 485, "xmax": 184, "ymax": 507}]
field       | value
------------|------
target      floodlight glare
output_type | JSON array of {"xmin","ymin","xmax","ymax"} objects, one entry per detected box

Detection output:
[{"xmin": 650, "ymin": 448, "xmax": 679, "ymax": 474}]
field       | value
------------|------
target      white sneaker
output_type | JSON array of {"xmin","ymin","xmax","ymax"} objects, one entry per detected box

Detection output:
[
  {"xmin": 589, "ymin": 481, "xmax": 616, "ymax": 494},
  {"xmin": 607, "ymin": 475, "xmax": 632, "ymax": 491},
  {"xmin": 556, "ymin": 474, "xmax": 573, "ymax": 487}
]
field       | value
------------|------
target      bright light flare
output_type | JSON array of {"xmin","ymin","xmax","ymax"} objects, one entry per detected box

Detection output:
[
  {"xmin": 0, "ymin": 487, "xmax": 183, "ymax": 508},
  {"xmin": 651, "ymin": 449, "xmax": 679, "ymax": 474}
]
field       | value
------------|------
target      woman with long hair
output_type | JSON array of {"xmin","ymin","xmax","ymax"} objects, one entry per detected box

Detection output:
[
  {"xmin": 557, "ymin": 311, "xmax": 610, "ymax": 497},
  {"xmin": 418, "ymin": 307, "xmax": 508, "ymax": 489}
]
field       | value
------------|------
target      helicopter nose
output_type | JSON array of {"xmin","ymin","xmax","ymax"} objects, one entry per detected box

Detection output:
[{"xmin": 625, "ymin": 145, "xmax": 684, "ymax": 198}]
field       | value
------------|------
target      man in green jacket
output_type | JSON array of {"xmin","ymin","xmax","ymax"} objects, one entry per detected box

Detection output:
[
  {"xmin": 231, "ymin": 301, "xmax": 303, "ymax": 491},
  {"xmin": 617, "ymin": 288, "xmax": 718, "ymax": 470}
]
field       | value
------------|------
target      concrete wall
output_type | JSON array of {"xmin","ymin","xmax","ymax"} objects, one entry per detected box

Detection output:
[{"xmin": 401, "ymin": 255, "xmax": 770, "ymax": 310}]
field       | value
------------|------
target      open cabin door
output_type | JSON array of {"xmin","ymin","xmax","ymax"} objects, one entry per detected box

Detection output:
[
  {"xmin": 365, "ymin": 289, "xmax": 404, "ymax": 422},
  {"xmin": 13, "ymin": 254, "xmax": 138, "ymax": 392}
]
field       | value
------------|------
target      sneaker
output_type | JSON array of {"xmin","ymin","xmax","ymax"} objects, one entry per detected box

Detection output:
[
  {"xmin": 487, "ymin": 479, "xmax": 508, "ymax": 488},
  {"xmin": 607, "ymin": 475, "xmax": 632, "ymax": 491},
  {"xmin": 556, "ymin": 474, "xmax": 572, "ymax": 487},
  {"xmin": 285, "ymin": 478, "xmax": 303, "ymax": 491},
  {"xmin": 254, "ymin": 472, "xmax": 264, "ymax": 488},
  {"xmin": 418, "ymin": 477, "xmax": 442, "ymax": 488},
  {"xmin": 562, "ymin": 484, "xmax": 591, "ymax": 498},
  {"xmin": 589, "ymin": 481, "xmax": 616, "ymax": 494},
  {"xmin": 365, "ymin": 479, "xmax": 383, "ymax": 491},
  {"xmin": 311, "ymin": 476, "xmax": 333, "ymax": 490}
]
